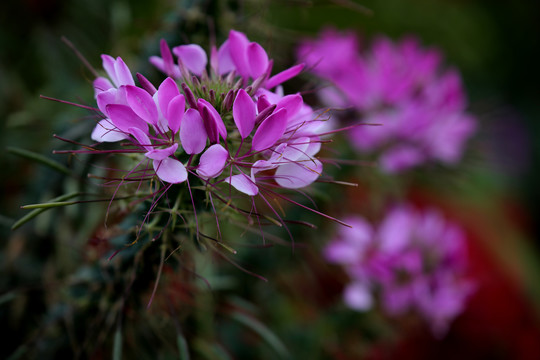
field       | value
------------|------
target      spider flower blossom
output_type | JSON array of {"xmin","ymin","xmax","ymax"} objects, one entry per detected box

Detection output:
[
  {"xmin": 67, "ymin": 30, "xmax": 333, "ymax": 240},
  {"xmin": 324, "ymin": 205, "xmax": 474, "ymax": 336},
  {"xmin": 297, "ymin": 29, "xmax": 477, "ymax": 172}
]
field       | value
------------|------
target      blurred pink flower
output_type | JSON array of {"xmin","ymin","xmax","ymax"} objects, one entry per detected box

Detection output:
[
  {"xmin": 298, "ymin": 29, "xmax": 476, "ymax": 172},
  {"xmin": 324, "ymin": 205, "xmax": 475, "ymax": 336}
]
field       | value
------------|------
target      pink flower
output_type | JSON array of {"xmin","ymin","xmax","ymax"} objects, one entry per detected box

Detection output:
[
  {"xmin": 298, "ymin": 29, "xmax": 477, "ymax": 172},
  {"xmin": 324, "ymin": 205, "xmax": 475, "ymax": 335},
  {"xmin": 66, "ymin": 30, "xmax": 337, "ymax": 242}
]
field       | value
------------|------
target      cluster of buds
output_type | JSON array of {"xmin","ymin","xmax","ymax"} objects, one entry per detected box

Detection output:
[
  {"xmin": 298, "ymin": 29, "xmax": 477, "ymax": 172},
  {"xmin": 63, "ymin": 30, "xmax": 335, "ymax": 241}
]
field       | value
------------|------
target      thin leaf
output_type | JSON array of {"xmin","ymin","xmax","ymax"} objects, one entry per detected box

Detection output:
[
  {"xmin": 7, "ymin": 146, "xmax": 71, "ymax": 175},
  {"xmin": 177, "ymin": 333, "xmax": 190, "ymax": 360},
  {"xmin": 113, "ymin": 325, "xmax": 122, "ymax": 360},
  {"xmin": 230, "ymin": 312, "xmax": 289, "ymax": 359},
  {"xmin": 21, "ymin": 201, "xmax": 81, "ymax": 209},
  {"xmin": 11, "ymin": 192, "xmax": 80, "ymax": 230}
]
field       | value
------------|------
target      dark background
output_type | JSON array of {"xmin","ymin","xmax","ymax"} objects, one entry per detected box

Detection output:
[{"xmin": 1, "ymin": 0, "xmax": 540, "ymax": 358}]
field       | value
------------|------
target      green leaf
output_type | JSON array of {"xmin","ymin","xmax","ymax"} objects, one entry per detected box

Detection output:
[
  {"xmin": 7, "ymin": 146, "xmax": 71, "ymax": 175},
  {"xmin": 230, "ymin": 311, "xmax": 289, "ymax": 359},
  {"xmin": 11, "ymin": 192, "xmax": 80, "ymax": 230},
  {"xmin": 113, "ymin": 325, "xmax": 122, "ymax": 360},
  {"xmin": 177, "ymin": 333, "xmax": 190, "ymax": 360}
]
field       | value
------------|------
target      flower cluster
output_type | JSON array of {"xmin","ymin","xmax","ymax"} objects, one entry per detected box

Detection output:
[
  {"xmin": 79, "ymin": 30, "xmax": 331, "ymax": 239},
  {"xmin": 92, "ymin": 30, "xmax": 324, "ymax": 193},
  {"xmin": 324, "ymin": 205, "xmax": 474, "ymax": 335},
  {"xmin": 297, "ymin": 29, "xmax": 477, "ymax": 172}
]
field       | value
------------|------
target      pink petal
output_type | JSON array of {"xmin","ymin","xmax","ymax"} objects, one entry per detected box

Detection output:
[
  {"xmin": 274, "ymin": 156, "xmax": 322, "ymax": 189},
  {"xmin": 136, "ymin": 73, "xmax": 157, "ymax": 95},
  {"xmin": 159, "ymin": 39, "xmax": 176, "ymax": 78},
  {"xmin": 146, "ymin": 143, "xmax": 179, "ymax": 160},
  {"xmin": 91, "ymin": 119, "xmax": 128, "ymax": 142},
  {"xmin": 281, "ymin": 137, "xmax": 310, "ymax": 162},
  {"xmin": 247, "ymin": 42, "xmax": 269, "ymax": 79},
  {"xmin": 180, "ymin": 108, "xmax": 207, "ymax": 154},
  {"xmin": 257, "ymin": 95, "xmax": 271, "ymax": 113},
  {"xmin": 106, "ymin": 104, "xmax": 148, "ymax": 134},
  {"xmin": 166, "ymin": 94, "xmax": 185, "ymax": 134},
  {"xmin": 380, "ymin": 146, "xmax": 425, "ymax": 173},
  {"xmin": 101, "ymin": 55, "xmax": 118, "ymax": 86},
  {"xmin": 251, "ymin": 159, "xmax": 277, "ymax": 179},
  {"xmin": 232, "ymin": 89, "xmax": 256, "ymax": 139},
  {"xmin": 200, "ymin": 106, "xmax": 219, "ymax": 144},
  {"xmin": 93, "ymin": 77, "xmax": 113, "ymax": 96},
  {"xmin": 265, "ymin": 63, "xmax": 305, "ymax": 89},
  {"xmin": 251, "ymin": 143, "xmax": 288, "ymax": 179},
  {"xmin": 113, "ymin": 57, "xmax": 135, "ymax": 86},
  {"xmin": 276, "ymin": 94, "xmax": 303, "ymax": 118},
  {"xmin": 224, "ymin": 173, "xmax": 259, "ymax": 196},
  {"xmin": 251, "ymin": 108, "xmax": 288, "ymax": 152},
  {"xmin": 344, "ymin": 283, "xmax": 373, "ymax": 311},
  {"xmin": 196, "ymin": 144, "xmax": 229, "ymax": 178},
  {"xmin": 217, "ymin": 40, "xmax": 235, "ymax": 75},
  {"xmin": 172, "ymin": 44, "xmax": 208, "ymax": 76},
  {"xmin": 129, "ymin": 127, "xmax": 152, "ymax": 151},
  {"xmin": 228, "ymin": 30, "xmax": 250, "ymax": 78},
  {"xmin": 149, "ymin": 56, "xmax": 182, "ymax": 78},
  {"xmin": 96, "ymin": 88, "xmax": 117, "ymax": 115},
  {"xmin": 197, "ymin": 99, "xmax": 227, "ymax": 140},
  {"xmin": 126, "ymin": 85, "xmax": 159, "ymax": 126},
  {"xmin": 157, "ymin": 77, "xmax": 180, "ymax": 119},
  {"xmin": 153, "ymin": 158, "xmax": 187, "ymax": 184}
]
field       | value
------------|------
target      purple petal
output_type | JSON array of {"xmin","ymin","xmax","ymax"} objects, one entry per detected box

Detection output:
[
  {"xmin": 106, "ymin": 104, "xmax": 148, "ymax": 134},
  {"xmin": 180, "ymin": 108, "xmax": 207, "ymax": 154},
  {"xmin": 276, "ymin": 94, "xmax": 303, "ymax": 118},
  {"xmin": 157, "ymin": 77, "xmax": 180, "ymax": 119},
  {"xmin": 153, "ymin": 157, "xmax": 187, "ymax": 184},
  {"xmin": 228, "ymin": 30, "xmax": 250, "ymax": 78},
  {"xmin": 91, "ymin": 119, "xmax": 128, "ymax": 142},
  {"xmin": 224, "ymin": 173, "xmax": 259, "ymax": 196},
  {"xmin": 167, "ymin": 94, "xmax": 185, "ymax": 134},
  {"xmin": 196, "ymin": 144, "xmax": 229, "ymax": 178},
  {"xmin": 265, "ymin": 63, "xmax": 305, "ymax": 89},
  {"xmin": 113, "ymin": 57, "xmax": 135, "ymax": 86},
  {"xmin": 146, "ymin": 143, "xmax": 179, "ymax": 160},
  {"xmin": 251, "ymin": 144, "xmax": 288, "ymax": 181},
  {"xmin": 257, "ymin": 95, "xmax": 271, "ymax": 113},
  {"xmin": 200, "ymin": 106, "xmax": 219, "ymax": 144},
  {"xmin": 93, "ymin": 77, "xmax": 113, "ymax": 97},
  {"xmin": 197, "ymin": 99, "xmax": 227, "ymax": 140},
  {"xmin": 380, "ymin": 146, "xmax": 425, "ymax": 173},
  {"xmin": 281, "ymin": 137, "xmax": 310, "ymax": 162},
  {"xmin": 129, "ymin": 127, "xmax": 152, "ymax": 151},
  {"xmin": 149, "ymin": 56, "xmax": 182, "ymax": 78},
  {"xmin": 217, "ymin": 40, "xmax": 235, "ymax": 75},
  {"xmin": 159, "ymin": 39, "xmax": 176, "ymax": 78},
  {"xmin": 101, "ymin": 55, "xmax": 118, "ymax": 86},
  {"xmin": 251, "ymin": 108, "xmax": 288, "ymax": 152},
  {"xmin": 251, "ymin": 159, "xmax": 278, "ymax": 179},
  {"xmin": 344, "ymin": 283, "xmax": 373, "ymax": 311},
  {"xmin": 126, "ymin": 85, "xmax": 159, "ymax": 126},
  {"xmin": 136, "ymin": 73, "xmax": 157, "ymax": 95},
  {"xmin": 172, "ymin": 44, "xmax": 208, "ymax": 76},
  {"xmin": 233, "ymin": 89, "xmax": 256, "ymax": 138},
  {"xmin": 274, "ymin": 156, "xmax": 322, "ymax": 189},
  {"xmin": 378, "ymin": 206, "xmax": 415, "ymax": 254},
  {"xmin": 247, "ymin": 42, "xmax": 269, "ymax": 79},
  {"xmin": 96, "ymin": 88, "xmax": 118, "ymax": 115}
]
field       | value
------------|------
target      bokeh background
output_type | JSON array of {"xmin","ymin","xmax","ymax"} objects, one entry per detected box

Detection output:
[{"xmin": 2, "ymin": 0, "xmax": 540, "ymax": 359}]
